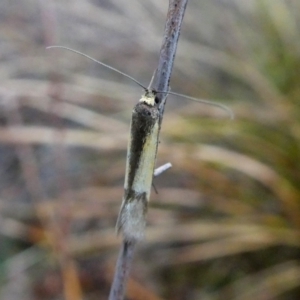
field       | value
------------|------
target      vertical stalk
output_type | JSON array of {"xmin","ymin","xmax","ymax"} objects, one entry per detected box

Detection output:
[
  {"xmin": 151, "ymin": 0, "xmax": 188, "ymax": 117},
  {"xmin": 108, "ymin": 241, "xmax": 136, "ymax": 300},
  {"xmin": 109, "ymin": 1, "xmax": 188, "ymax": 300}
]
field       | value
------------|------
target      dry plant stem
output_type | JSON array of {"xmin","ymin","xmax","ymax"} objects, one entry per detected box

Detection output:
[
  {"xmin": 151, "ymin": 0, "xmax": 188, "ymax": 115},
  {"xmin": 108, "ymin": 241, "xmax": 136, "ymax": 300},
  {"xmin": 109, "ymin": 1, "xmax": 188, "ymax": 300}
]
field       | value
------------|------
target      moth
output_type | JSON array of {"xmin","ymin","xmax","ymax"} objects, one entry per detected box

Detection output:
[{"xmin": 47, "ymin": 46, "xmax": 233, "ymax": 241}]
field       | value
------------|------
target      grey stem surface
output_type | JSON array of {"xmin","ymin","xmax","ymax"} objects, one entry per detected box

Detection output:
[
  {"xmin": 108, "ymin": 241, "xmax": 136, "ymax": 300},
  {"xmin": 150, "ymin": 0, "xmax": 188, "ymax": 118},
  {"xmin": 108, "ymin": 1, "xmax": 188, "ymax": 299}
]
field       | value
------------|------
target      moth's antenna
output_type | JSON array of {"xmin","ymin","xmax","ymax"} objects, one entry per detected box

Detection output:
[
  {"xmin": 157, "ymin": 90, "xmax": 234, "ymax": 120},
  {"xmin": 46, "ymin": 46, "xmax": 147, "ymax": 90},
  {"xmin": 46, "ymin": 46, "xmax": 234, "ymax": 119},
  {"xmin": 148, "ymin": 69, "xmax": 156, "ymax": 90}
]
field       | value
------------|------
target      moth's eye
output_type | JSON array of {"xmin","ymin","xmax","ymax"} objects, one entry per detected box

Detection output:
[{"xmin": 154, "ymin": 96, "xmax": 159, "ymax": 104}]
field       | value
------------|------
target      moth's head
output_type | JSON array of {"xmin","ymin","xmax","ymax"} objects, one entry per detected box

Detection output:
[{"xmin": 139, "ymin": 89, "xmax": 159, "ymax": 106}]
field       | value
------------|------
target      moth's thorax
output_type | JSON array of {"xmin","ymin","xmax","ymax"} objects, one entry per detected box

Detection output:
[{"xmin": 133, "ymin": 101, "xmax": 159, "ymax": 120}]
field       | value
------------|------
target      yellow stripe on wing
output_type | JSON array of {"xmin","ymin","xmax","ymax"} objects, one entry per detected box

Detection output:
[{"xmin": 132, "ymin": 119, "xmax": 159, "ymax": 197}]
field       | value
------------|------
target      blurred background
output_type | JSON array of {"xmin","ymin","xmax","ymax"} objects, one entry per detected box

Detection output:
[{"xmin": 0, "ymin": 0, "xmax": 300, "ymax": 299}]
